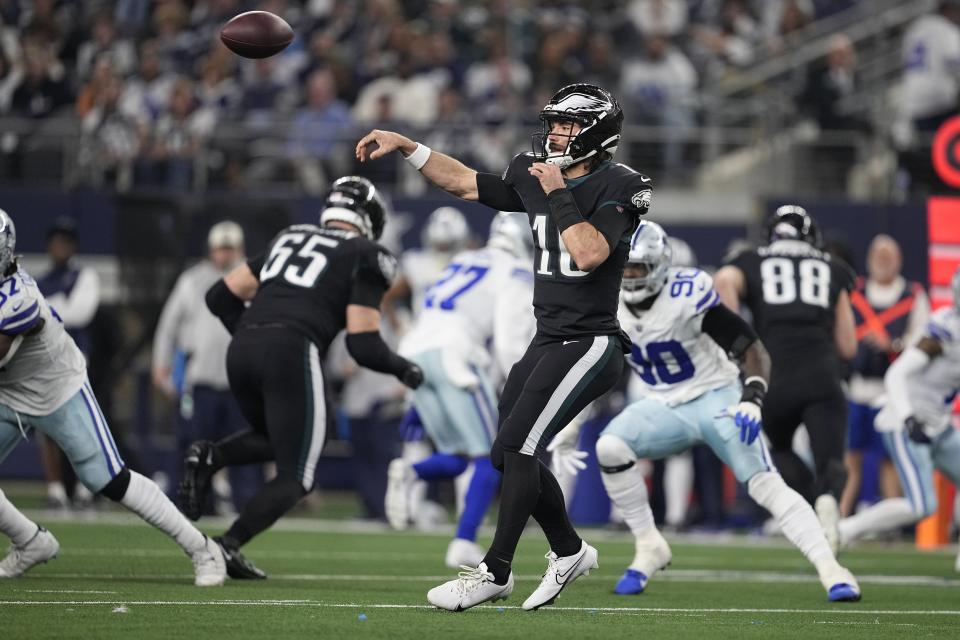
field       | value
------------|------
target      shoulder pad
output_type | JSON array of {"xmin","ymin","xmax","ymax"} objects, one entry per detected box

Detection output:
[
  {"xmin": 503, "ymin": 153, "xmax": 536, "ymax": 184},
  {"xmin": 0, "ymin": 271, "xmax": 42, "ymax": 335}
]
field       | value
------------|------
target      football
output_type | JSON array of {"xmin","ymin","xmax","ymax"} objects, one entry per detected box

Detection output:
[{"xmin": 220, "ymin": 11, "xmax": 294, "ymax": 59}]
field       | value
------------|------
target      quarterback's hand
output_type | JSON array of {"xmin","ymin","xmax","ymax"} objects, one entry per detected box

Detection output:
[
  {"xmin": 528, "ymin": 162, "xmax": 566, "ymax": 195},
  {"xmin": 905, "ymin": 416, "xmax": 931, "ymax": 444},
  {"xmin": 355, "ymin": 130, "xmax": 417, "ymax": 162},
  {"xmin": 547, "ymin": 422, "xmax": 588, "ymax": 477},
  {"xmin": 400, "ymin": 363, "xmax": 424, "ymax": 390}
]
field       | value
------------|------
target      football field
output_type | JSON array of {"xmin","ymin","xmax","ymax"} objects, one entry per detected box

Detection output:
[{"xmin": 2, "ymin": 512, "xmax": 959, "ymax": 639}]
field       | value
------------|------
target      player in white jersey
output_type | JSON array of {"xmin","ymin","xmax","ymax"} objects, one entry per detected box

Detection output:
[
  {"xmin": 0, "ymin": 210, "xmax": 225, "ymax": 585},
  {"xmin": 386, "ymin": 212, "xmax": 535, "ymax": 567},
  {"xmin": 550, "ymin": 222, "xmax": 861, "ymax": 601},
  {"xmin": 837, "ymin": 267, "xmax": 960, "ymax": 571}
]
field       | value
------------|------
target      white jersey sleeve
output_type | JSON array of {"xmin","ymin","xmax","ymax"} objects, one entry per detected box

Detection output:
[
  {"xmin": 492, "ymin": 265, "xmax": 535, "ymax": 377},
  {"xmin": 0, "ymin": 269, "xmax": 87, "ymax": 414}
]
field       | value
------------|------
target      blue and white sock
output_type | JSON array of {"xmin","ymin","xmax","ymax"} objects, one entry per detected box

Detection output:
[{"xmin": 456, "ymin": 457, "xmax": 500, "ymax": 542}]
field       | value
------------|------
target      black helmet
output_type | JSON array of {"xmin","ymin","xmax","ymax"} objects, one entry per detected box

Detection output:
[
  {"xmin": 766, "ymin": 205, "xmax": 821, "ymax": 246},
  {"xmin": 533, "ymin": 83, "xmax": 624, "ymax": 169},
  {"xmin": 320, "ymin": 176, "xmax": 388, "ymax": 241}
]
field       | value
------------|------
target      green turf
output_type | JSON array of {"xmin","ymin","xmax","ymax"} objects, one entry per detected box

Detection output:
[{"xmin": 1, "ymin": 513, "xmax": 958, "ymax": 639}]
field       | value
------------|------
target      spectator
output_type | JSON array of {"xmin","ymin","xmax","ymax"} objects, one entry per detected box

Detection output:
[
  {"xmin": 241, "ymin": 57, "xmax": 287, "ymax": 127},
  {"xmin": 800, "ymin": 33, "xmax": 861, "ymax": 131},
  {"xmin": 581, "ymin": 33, "xmax": 621, "ymax": 91},
  {"xmin": 75, "ymin": 11, "xmax": 136, "ymax": 80},
  {"xmin": 78, "ymin": 70, "xmax": 141, "ymax": 188},
  {"xmin": 119, "ymin": 38, "xmax": 177, "ymax": 126},
  {"xmin": 196, "ymin": 50, "xmax": 241, "ymax": 116},
  {"xmin": 841, "ymin": 235, "xmax": 929, "ymax": 517},
  {"xmin": 9, "ymin": 37, "xmax": 71, "ymax": 118},
  {"xmin": 621, "ymin": 34, "xmax": 698, "ymax": 171},
  {"xmin": 36, "ymin": 217, "xmax": 102, "ymax": 510},
  {"xmin": 152, "ymin": 221, "xmax": 262, "ymax": 515},
  {"xmin": 690, "ymin": 0, "xmax": 759, "ymax": 73},
  {"xmin": 352, "ymin": 54, "xmax": 442, "ymax": 127},
  {"xmin": 286, "ymin": 68, "xmax": 352, "ymax": 191},
  {"xmin": 897, "ymin": 1, "xmax": 960, "ymax": 139},
  {"xmin": 151, "ymin": 1, "xmax": 196, "ymax": 74},
  {"xmin": 463, "ymin": 34, "xmax": 532, "ymax": 124},
  {"xmin": 627, "ymin": 0, "xmax": 688, "ymax": 38},
  {"xmin": 141, "ymin": 77, "xmax": 216, "ymax": 189}
]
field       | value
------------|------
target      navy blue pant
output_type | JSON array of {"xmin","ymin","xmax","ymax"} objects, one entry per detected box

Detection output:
[{"xmin": 180, "ymin": 385, "xmax": 264, "ymax": 510}]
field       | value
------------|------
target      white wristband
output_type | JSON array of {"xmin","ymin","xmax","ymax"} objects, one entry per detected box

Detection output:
[
  {"xmin": 744, "ymin": 376, "xmax": 768, "ymax": 392},
  {"xmin": 403, "ymin": 143, "xmax": 431, "ymax": 170}
]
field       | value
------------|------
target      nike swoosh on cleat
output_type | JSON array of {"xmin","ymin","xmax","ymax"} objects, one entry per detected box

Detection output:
[{"xmin": 554, "ymin": 552, "xmax": 586, "ymax": 585}]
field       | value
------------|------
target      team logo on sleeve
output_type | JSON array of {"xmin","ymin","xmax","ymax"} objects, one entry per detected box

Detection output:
[
  {"xmin": 378, "ymin": 252, "xmax": 398, "ymax": 283},
  {"xmin": 632, "ymin": 191, "xmax": 651, "ymax": 209}
]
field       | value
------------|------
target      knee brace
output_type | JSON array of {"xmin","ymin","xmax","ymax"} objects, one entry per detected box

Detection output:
[
  {"xmin": 747, "ymin": 471, "xmax": 788, "ymax": 510},
  {"xmin": 99, "ymin": 466, "xmax": 132, "ymax": 502},
  {"xmin": 596, "ymin": 434, "xmax": 637, "ymax": 474}
]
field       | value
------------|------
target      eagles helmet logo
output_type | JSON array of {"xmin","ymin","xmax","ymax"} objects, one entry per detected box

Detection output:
[{"xmin": 632, "ymin": 191, "xmax": 651, "ymax": 210}]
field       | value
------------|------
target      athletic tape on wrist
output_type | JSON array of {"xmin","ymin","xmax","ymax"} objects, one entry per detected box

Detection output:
[{"xmin": 403, "ymin": 143, "xmax": 431, "ymax": 170}]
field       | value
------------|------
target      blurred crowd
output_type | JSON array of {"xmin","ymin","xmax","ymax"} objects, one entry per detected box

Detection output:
[{"xmin": 0, "ymin": 0, "xmax": 879, "ymax": 190}]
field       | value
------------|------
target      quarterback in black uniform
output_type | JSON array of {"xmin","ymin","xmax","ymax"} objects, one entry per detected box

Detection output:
[
  {"xmin": 715, "ymin": 206, "xmax": 856, "ymax": 551},
  {"xmin": 179, "ymin": 177, "xmax": 423, "ymax": 578},
  {"xmin": 357, "ymin": 83, "xmax": 651, "ymax": 611}
]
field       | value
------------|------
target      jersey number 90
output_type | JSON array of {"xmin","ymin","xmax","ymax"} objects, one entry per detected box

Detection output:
[{"xmin": 760, "ymin": 258, "xmax": 830, "ymax": 308}]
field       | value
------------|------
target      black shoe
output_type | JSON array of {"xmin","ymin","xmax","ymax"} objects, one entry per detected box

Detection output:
[
  {"xmin": 214, "ymin": 536, "xmax": 267, "ymax": 580},
  {"xmin": 178, "ymin": 440, "xmax": 217, "ymax": 521}
]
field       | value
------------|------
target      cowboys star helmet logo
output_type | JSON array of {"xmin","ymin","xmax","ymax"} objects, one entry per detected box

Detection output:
[{"xmin": 632, "ymin": 191, "xmax": 651, "ymax": 209}]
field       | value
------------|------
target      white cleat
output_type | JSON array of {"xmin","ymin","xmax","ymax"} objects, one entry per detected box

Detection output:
[
  {"xmin": 427, "ymin": 562, "xmax": 513, "ymax": 611},
  {"xmin": 615, "ymin": 527, "xmax": 672, "ymax": 595},
  {"xmin": 0, "ymin": 527, "xmax": 59, "ymax": 578},
  {"xmin": 385, "ymin": 458, "xmax": 417, "ymax": 530},
  {"xmin": 445, "ymin": 538, "xmax": 485, "ymax": 569},
  {"xmin": 191, "ymin": 535, "xmax": 227, "ymax": 587},
  {"xmin": 819, "ymin": 564, "xmax": 861, "ymax": 602},
  {"xmin": 522, "ymin": 541, "xmax": 599, "ymax": 611},
  {"xmin": 815, "ymin": 494, "xmax": 841, "ymax": 556}
]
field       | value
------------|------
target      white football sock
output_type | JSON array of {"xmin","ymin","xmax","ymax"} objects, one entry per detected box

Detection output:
[
  {"xmin": 748, "ymin": 472, "xmax": 835, "ymax": 571},
  {"xmin": 838, "ymin": 498, "xmax": 919, "ymax": 545},
  {"xmin": 0, "ymin": 488, "xmax": 39, "ymax": 545},
  {"xmin": 120, "ymin": 471, "xmax": 206, "ymax": 554},
  {"xmin": 597, "ymin": 435, "xmax": 655, "ymax": 536},
  {"xmin": 664, "ymin": 452, "xmax": 693, "ymax": 527},
  {"xmin": 46, "ymin": 482, "xmax": 67, "ymax": 503},
  {"xmin": 402, "ymin": 440, "xmax": 431, "ymax": 520}
]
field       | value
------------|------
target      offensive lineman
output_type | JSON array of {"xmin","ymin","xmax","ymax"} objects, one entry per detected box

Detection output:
[
  {"xmin": 386, "ymin": 212, "xmax": 535, "ymax": 568},
  {"xmin": 715, "ymin": 206, "xmax": 857, "ymax": 550},
  {"xmin": 357, "ymin": 83, "xmax": 651, "ymax": 611},
  {"xmin": 0, "ymin": 211, "xmax": 226, "ymax": 585},
  {"xmin": 837, "ymin": 267, "xmax": 960, "ymax": 571},
  {"xmin": 551, "ymin": 222, "xmax": 861, "ymax": 601},
  {"xmin": 179, "ymin": 177, "xmax": 423, "ymax": 578}
]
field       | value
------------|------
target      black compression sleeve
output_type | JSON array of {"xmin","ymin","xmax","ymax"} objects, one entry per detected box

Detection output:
[
  {"xmin": 476, "ymin": 173, "xmax": 524, "ymax": 211},
  {"xmin": 546, "ymin": 188, "xmax": 585, "ymax": 233},
  {"xmin": 205, "ymin": 279, "xmax": 245, "ymax": 334},
  {"xmin": 701, "ymin": 303, "xmax": 758, "ymax": 358},
  {"xmin": 346, "ymin": 331, "xmax": 413, "ymax": 378}
]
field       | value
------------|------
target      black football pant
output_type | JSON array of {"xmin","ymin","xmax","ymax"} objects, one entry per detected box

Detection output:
[
  {"xmin": 214, "ymin": 327, "xmax": 329, "ymax": 548},
  {"xmin": 482, "ymin": 335, "xmax": 623, "ymax": 584},
  {"xmin": 762, "ymin": 364, "xmax": 848, "ymax": 504}
]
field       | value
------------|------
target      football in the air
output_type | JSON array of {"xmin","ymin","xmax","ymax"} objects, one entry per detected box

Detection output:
[{"xmin": 220, "ymin": 11, "xmax": 294, "ymax": 59}]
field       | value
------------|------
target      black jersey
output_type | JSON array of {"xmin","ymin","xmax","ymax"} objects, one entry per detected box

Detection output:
[
  {"xmin": 242, "ymin": 224, "xmax": 396, "ymax": 351},
  {"xmin": 728, "ymin": 239, "xmax": 855, "ymax": 369},
  {"xmin": 479, "ymin": 152, "xmax": 651, "ymax": 340}
]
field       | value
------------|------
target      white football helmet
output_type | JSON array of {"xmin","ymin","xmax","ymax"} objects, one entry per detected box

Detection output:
[
  {"xmin": 953, "ymin": 267, "xmax": 960, "ymax": 311},
  {"xmin": 666, "ymin": 236, "xmax": 696, "ymax": 268},
  {"xmin": 422, "ymin": 206, "xmax": 469, "ymax": 252},
  {"xmin": 622, "ymin": 221, "xmax": 672, "ymax": 303},
  {"xmin": 0, "ymin": 209, "xmax": 16, "ymax": 277},
  {"xmin": 487, "ymin": 212, "xmax": 533, "ymax": 260}
]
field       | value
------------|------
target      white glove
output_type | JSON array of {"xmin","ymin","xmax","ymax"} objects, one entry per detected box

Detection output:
[{"xmin": 547, "ymin": 421, "xmax": 588, "ymax": 477}]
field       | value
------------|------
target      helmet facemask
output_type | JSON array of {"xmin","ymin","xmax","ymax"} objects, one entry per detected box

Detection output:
[{"xmin": 532, "ymin": 83, "xmax": 623, "ymax": 170}]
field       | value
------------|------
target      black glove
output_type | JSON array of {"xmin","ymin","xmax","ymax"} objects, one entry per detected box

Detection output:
[
  {"xmin": 400, "ymin": 363, "xmax": 424, "ymax": 389},
  {"xmin": 905, "ymin": 416, "xmax": 931, "ymax": 444}
]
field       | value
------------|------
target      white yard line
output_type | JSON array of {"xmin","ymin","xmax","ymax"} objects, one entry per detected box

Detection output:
[{"xmin": 1, "ymin": 600, "xmax": 959, "ymax": 616}]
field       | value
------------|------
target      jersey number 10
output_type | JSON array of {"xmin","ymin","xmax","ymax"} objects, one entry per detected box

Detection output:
[
  {"xmin": 760, "ymin": 258, "xmax": 830, "ymax": 308},
  {"xmin": 260, "ymin": 232, "xmax": 340, "ymax": 288}
]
